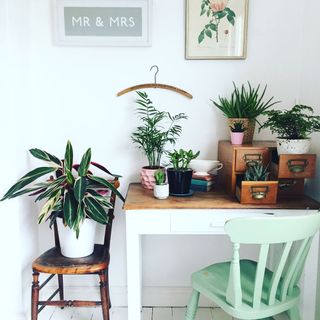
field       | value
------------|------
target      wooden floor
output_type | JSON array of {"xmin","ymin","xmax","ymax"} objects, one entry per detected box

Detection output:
[{"xmin": 38, "ymin": 306, "xmax": 288, "ymax": 320}]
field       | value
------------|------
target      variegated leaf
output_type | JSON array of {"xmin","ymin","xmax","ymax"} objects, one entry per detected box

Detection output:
[
  {"xmin": 29, "ymin": 148, "xmax": 62, "ymax": 166},
  {"xmin": 78, "ymin": 148, "xmax": 91, "ymax": 177}
]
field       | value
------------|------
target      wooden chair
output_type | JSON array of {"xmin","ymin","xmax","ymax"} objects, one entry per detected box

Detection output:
[
  {"xmin": 31, "ymin": 177, "xmax": 120, "ymax": 320},
  {"xmin": 185, "ymin": 214, "xmax": 320, "ymax": 320}
]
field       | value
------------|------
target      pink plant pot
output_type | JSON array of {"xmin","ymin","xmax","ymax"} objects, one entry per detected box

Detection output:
[
  {"xmin": 231, "ymin": 132, "xmax": 244, "ymax": 145},
  {"xmin": 140, "ymin": 166, "xmax": 165, "ymax": 190}
]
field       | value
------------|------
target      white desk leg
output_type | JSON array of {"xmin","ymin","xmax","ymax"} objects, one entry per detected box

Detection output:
[
  {"xmin": 300, "ymin": 232, "xmax": 319, "ymax": 320},
  {"xmin": 126, "ymin": 216, "xmax": 142, "ymax": 320}
]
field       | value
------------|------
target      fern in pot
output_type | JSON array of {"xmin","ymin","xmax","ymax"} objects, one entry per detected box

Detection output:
[
  {"xmin": 259, "ymin": 105, "xmax": 320, "ymax": 154},
  {"xmin": 1, "ymin": 141, "xmax": 124, "ymax": 258},
  {"xmin": 212, "ymin": 82, "xmax": 279, "ymax": 143},
  {"xmin": 167, "ymin": 149, "xmax": 200, "ymax": 196},
  {"xmin": 131, "ymin": 91, "xmax": 187, "ymax": 189}
]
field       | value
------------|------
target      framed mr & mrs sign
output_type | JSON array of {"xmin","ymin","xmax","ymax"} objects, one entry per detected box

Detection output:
[{"xmin": 54, "ymin": 0, "xmax": 152, "ymax": 46}]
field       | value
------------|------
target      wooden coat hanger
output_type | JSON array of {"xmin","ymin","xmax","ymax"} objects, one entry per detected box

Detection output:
[{"xmin": 117, "ymin": 65, "xmax": 193, "ymax": 99}]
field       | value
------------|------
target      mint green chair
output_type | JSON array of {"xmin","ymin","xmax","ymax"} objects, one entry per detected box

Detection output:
[{"xmin": 185, "ymin": 214, "xmax": 320, "ymax": 320}]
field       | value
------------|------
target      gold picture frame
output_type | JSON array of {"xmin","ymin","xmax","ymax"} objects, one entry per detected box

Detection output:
[{"xmin": 185, "ymin": 0, "xmax": 248, "ymax": 60}]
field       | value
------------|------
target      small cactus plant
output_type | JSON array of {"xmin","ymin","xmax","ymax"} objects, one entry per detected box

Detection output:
[
  {"xmin": 230, "ymin": 121, "xmax": 247, "ymax": 133},
  {"xmin": 154, "ymin": 170, "xmax": 166, "ymax": 185},
  {"xmin": 244, "ymin": 162, "xmax": 269, "ymax": 181}
]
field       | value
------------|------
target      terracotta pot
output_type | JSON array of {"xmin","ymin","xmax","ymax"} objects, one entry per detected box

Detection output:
[
  {"xmin": 230, "ymin": 132, "xmax": 244, "ymax": 145},
  {"xmin": 228, "ymin": 118, "xmax": 255, "ymax": 144},
  {"xmin": 140, "ymin": 166, "xmax": 164, "ymax": 190}
]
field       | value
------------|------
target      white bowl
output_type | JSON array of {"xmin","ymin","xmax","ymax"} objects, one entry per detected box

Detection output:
[{"xmin": 189, "ymin": 160, "xmax": 223, "ymax": 176}]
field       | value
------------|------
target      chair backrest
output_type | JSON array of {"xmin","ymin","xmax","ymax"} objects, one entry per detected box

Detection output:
[
  {"xmin": 224, "ymin": 214, "xmax": 320, "ymax": 309},
  {"xmin": 53, "ymin": 176, "xmax": 120, "ymax": 252}
]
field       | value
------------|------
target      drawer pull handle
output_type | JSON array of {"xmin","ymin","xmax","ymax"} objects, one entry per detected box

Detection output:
[
  {"xmin": 243, "ymin": 154, "xmax": 263, "ymax": 167},
  {"xmin": 250, "ymin": 186, "xmax": 269, "ymax": 200},
  {"xmin": 287, "ymin": 159, "xmax": 309, "ymax": 173}
]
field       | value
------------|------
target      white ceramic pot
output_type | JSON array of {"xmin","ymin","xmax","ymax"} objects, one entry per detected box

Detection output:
[
  {"xmin": 57, "ymin": 218, "xmax": 97, "ymax": 258},
  {"xmin": 153, "ymin": 184, "xmax": 169, "ymax": 200},
  {"xmin": 277, "ymin": 138, "xmax": 311, "ymax": 154}
]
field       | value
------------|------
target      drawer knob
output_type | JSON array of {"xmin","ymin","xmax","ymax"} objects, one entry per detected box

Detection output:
[
  {"xmin": 243, "ymin": 154, "xmax": 263, "ymax": 167},
  {"xmin": 250, "ymin": 186, "xmax": 269, "ymax": 200},
  {"xmin": 287, "ymin": 159, "xmax": 309, "ymax": 173}
]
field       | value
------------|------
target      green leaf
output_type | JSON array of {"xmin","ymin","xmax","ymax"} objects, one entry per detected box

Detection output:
[
  {"xmin": 84, "ymin": 197, "xmax": 108, "ymax": 225},
  {"xmin": 215, "ymin": 11, "xmax": 227, "ymax": 19},
  {"xmin": 88, "ymin": 175, "xmax": 124, "ymax": 202},
  {"xmin": 209, "ymin": 24, "xmax": 217, "ymax": 31},
  {"xmin": 38, "ymin": 192, "xmax": 60, "ymax": 224},
  {"xmin": 63, "ymin": 191, "xmax": 77, "ymax": 228},
  {"xmin": 74, "ymin": 177, "xmax": 87, "ymax": 202},
  {"xmin": 205, "ymin": 29, "xmax": 212, "ymax": 38},
  {"xmin": 64, "ymin": 140, "xmax": 73, "ymax": 173},
  {"xmin": 225, "ymin": 8, "xmax": 236, "ymax": 17},
  {"xmin": 198, "ymin": 30, "xmax": 205, "ymax": 44},
  {"xmin": 66, "ymin": 170, "xmax": 75, "ymax": 186},
  {"xmin": 35, "ymin": 176, "xmax": 66, "ymax": 202},
  {"xmin": 8, "ymin": 185, "xmax": 46, "ymax": 199},
  {"xmin": 200, "ymin": 8, "xmax": 206, "ymax": 16},
  {"xmin": 227, "ymin": 15, "xmax": 235, "ymax": 25},
  {"xmin": 74, "ymin": 204, "xmax": 86, "ymax": 238},
  {"xmin": 29, "ymin": 148, "xmax": 62, "ymax": 166},
  {"xmin": 78, "ymin": 148, "xmax": 92, "ymax": 177},
  {"xmin": 87, "ymin": 189, "xmax": 113, "ymax": 208},
  {"xmin": 1, "ymin": 167, "xmax": 56, "ymax": 201},
  {"xmin": 90, "ymin": 162, "xmax": 122, "ymax": 178}
]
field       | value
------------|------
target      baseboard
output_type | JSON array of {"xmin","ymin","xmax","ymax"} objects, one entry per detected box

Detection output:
[{"xmin": 40, "ymin": 286, "xmax": 215, "ymax": 307}]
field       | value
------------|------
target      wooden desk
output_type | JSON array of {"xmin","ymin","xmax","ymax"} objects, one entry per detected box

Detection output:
[{"xmin": 124, "ymin": 184, "xmax": 320, "ymax": 320}]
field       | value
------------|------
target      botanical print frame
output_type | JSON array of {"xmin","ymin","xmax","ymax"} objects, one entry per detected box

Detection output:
[
  {"xmin": 185, "ymin": 0, "xmax": 248, "ymax": 60},
  {"xmin": 54, "ymin": 0, "xmax": 152, "ymax": 46}
]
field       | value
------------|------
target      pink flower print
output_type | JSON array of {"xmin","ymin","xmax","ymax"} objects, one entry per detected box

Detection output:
[{"xmin": 210, "ymin": 0, "xmax": 227, "ymax": 13}]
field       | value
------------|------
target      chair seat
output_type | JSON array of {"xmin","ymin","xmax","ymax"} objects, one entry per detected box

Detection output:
[
  {"xmin": 32, "ymin": 244, "xmax": 109, "ymax": 274},
  {"xmin": 192, "ymin": 259, "xmax": 300, "ymax": 319}
]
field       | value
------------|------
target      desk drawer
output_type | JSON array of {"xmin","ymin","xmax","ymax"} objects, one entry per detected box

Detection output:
[
  {"xmin": 235, "ymin": 148, "xmax": 270, "ymax": 172},
  {"xmin": 170, "ymin": 211, "xmax": 273, "ymax": 233}
]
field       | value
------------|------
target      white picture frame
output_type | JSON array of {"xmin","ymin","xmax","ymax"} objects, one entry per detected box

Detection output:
[
  {"xmin": 54, "ymin": 0, "xmax": 152, "ymax": 46},
  {"xmin": 185, "ymin": 0, "xmax": 248, "ymax": 60}
]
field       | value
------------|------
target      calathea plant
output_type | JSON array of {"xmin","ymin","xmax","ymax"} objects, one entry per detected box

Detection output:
[
  {"xmin": 1, "ymin": 141, "xmax": 124, "ymax": 237},
  {"xmin": 131, "ymin": 91, "xmax": 187, "ymax": 168}
]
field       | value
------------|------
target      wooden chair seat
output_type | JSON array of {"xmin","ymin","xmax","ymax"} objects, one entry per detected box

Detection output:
[
  {"xmin": 192, "ymin": 259, "xmax": 299, "ymax": 319},
  {"xmin": 32, "ymin": 244, "xmax": 109, "ymax": 274}
]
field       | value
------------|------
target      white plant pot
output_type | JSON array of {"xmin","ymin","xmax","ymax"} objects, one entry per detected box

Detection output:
[
  {"xmin": 57, "ymin": 218, "xmax": 97, "ymax": 258},
  {"xmin": 277, "ymin": 138, "xmax": 311, "ymax": 154},
  {"xmin": 153, "ymin": 184, "xmax": 169, "ymax": 200}
]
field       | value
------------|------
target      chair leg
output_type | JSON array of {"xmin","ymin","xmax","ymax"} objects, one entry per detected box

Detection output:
[
  {"xmin": 105, "ymin": 268, "xmax": 112, "ymax": 309},
  {"xmin": 185, "ymin": 290, "xmax": 200, "ymax": 320},
  {"xmin": 57, "ymin": 274, "xmax": 64, "ymax": 309},
  {"xmin": 99, "ymin": 271, "xmax": 110, "ymax": 320},
  {"xmin": 31, "ymin": 271, "xmax": 40, "ymax": 320},
  {"xmin": 287, "ymin": 305, "xmax": 301, "ymax": 320}
]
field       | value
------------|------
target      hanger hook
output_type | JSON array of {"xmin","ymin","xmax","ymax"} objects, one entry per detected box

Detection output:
[{"xmin": 150, "ymin": 65, "xmax": 159, "ymax": 84}]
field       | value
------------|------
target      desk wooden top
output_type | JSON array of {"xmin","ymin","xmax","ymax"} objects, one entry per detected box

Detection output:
[{"xmin": 123, "ymin": 183, "xmax": 320, "ymax": 211}]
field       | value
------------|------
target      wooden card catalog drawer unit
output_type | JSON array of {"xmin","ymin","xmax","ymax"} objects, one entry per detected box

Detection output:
[
  {"xmin": 218, "ymin": 140, "xmax": 276, "ymax": 195},
  {"xmin": 271, "ymin": 154, "xmax": 316, "ymax": 179},
  {"xmin": 278, "ymin": 179, "xmax": 305, "ymax": 199}
]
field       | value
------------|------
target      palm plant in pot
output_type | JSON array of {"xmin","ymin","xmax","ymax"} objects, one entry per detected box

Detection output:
[
  {"xmin": 212, "ymin": 82, "xmax": 279, "ymax": 143},
  {"xmin": 259, "ymin": 105, "xmax": 320, "ymax": 154},
  {"xmin": 131, "ymin": 91, "xmax": 187, "ymax": 189},
  {"xmin": 1, "ymin": 141, "xmax": 124, "ymax": 258},
  {"xmin": 153, "ymin": 169, "xmax": 169, "ymax": 200},
  {"xmin": 229, "ymin": 121, "xmax": 247, "ymax": 145},
  {"xmin": 167, "ymin": 149, "xmax": 200, "ymax": 196}
]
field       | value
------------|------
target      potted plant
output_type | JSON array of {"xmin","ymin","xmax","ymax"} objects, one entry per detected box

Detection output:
[
  {"xmin": 236, "ymin": 162, "xmax": 278, "ymax": 204},
  {"xmin": 229, "ymin": 121, "xmax": 247, "ymax": 145},
  {"xmin": 259, "ymin": 105, "xmax": 320, "ymax": 154},
  {"xmin": 131, "ymin": 91, "xmax": 187, "ymax": 189},
  {"xmin": 212, "ymin": 82, "xmax": 279, "ymax": 143},
  {"xmin": 167, "ymin": 149, "xmax": 200, "ymax": 196},
  {"xmin": 153, "ymin": 169, "xmax": 169, "ymax": 200},
  {"xmin": 1, "ymin": 141, "xmax": 124, "ymax": 258}
]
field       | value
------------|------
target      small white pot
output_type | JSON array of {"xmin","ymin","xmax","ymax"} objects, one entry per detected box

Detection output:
[
  {"xmin": 277, "ymin": 138, "xmax": 311, "ymax": 154},
  {"xmin": 57, "ymin": 218, "xmax": 97, "ymax": 258},
  {"xmin": 153, "ymin": 184, "xmax": 169, "ymax": 200}
]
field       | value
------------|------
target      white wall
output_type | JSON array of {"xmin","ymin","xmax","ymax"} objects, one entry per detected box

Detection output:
[
  {"xmin": 2, "ymin": 0, "xmax": 318, "ymax": 315},
  {"xmin": 299, "ymin": 0, "xmax": 320, "ymax": 318}
]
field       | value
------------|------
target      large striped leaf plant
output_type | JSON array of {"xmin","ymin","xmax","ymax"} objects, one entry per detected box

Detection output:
[{"xmin": 1, "ymin": 141, "xmax": 124, "ymax": 237}]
